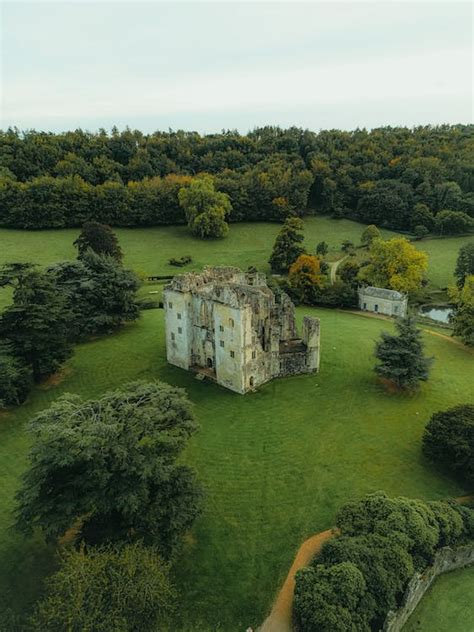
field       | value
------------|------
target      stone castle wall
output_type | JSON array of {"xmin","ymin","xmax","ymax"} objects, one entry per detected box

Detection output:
[{"xmin": 382, "ymin": 543, "xmax": 474, "ymax": 632}]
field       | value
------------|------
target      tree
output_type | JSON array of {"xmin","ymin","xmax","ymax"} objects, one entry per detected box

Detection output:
[
  {"xmin": 318, "ymin": 533, "xmax": 414, "ymax": 623},
  {"xmin": 49, "ymin": 251, "xmax": 140, "ymax": 339},
  {"xmin": 269, "ymin": 216, "xmax": 305, "ymax": 272},
  {"xmin": 316, "ymin": 241, "xmax": 329, "ymax": 256},
  {"xmin": 356, "ymin": 179, "xmax": 414, "ymax": 230},
  {"xmin": 423, "ymin": 404, "xmax": 474, "ymax": 487},
  {"xmin": 374, "ymin": 316, "xmax": 433, "ymax": 391},
  {"xmin": 450, "ymin": 275, "xmax": 474, "ymax": 346},
  {"xmin": 0, "ymin": 266, "xmax": 73, "ymax": 381},
  {"xmin": 341, "ymin": 239, "xmax": 354, "ymax": 253},
  {"xmin": 30, "ymin": 543, "xmax": 175, "ymax": 632},
  {"xmin": 414, "ymin": 225, "xmax": 429, "ymax": 240},
  {"xmin": 288, "ymin": 255, "xmax": 325, "ymax": 303},
  {"xmin": 411, "ymin": 203, "xmax": 435, "ymax": 232},
  {"xmin": 74, "ymin": 221, "xmax": 123, "ymax": 261},
  {"xmin": 15, "ymin": 381, "xmax": 203, "ymax": 557},
  {"xmin": 178, "ymin": 175, "xmax": 231, "ymax": 238},
  {"xmin": 435, "ymin": 210, "xmax": 473, "ymax": 235},
  {"xmin": 359, "ymin": 237, "xmax": 428, "ymax": 293},
  {"xmin": 0, "ymin": 343, "xmax": 32, "ymax": 407},
  {"xmin": 360, "ymin": 224, "xmax": 381, "ymax": 246},
  {"xmin": 455, "ymin": 242, "xmax": 474, "ymax": 289},
  {"xmin": 338, "ymin": 260, "xmax": 361, "ymax": 288},
  {"xmin": 294, "ymin": 562, "xmax": 369, "ymax": 632}
]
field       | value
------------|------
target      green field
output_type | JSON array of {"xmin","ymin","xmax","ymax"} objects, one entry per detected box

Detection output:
[
  {"xmin": 0, "ymin": 218, "xmax": 473, "ymax": 630},
  {"xmin": 0, "ymin": 305, "xmax": 473, "ymax": 630},
  {"xmin": 1, "ymin": 218, "xmax": 471, "ymax": 297},
  {"xmin": 404, "ymin": 566, "xmax": 474, "ymax": 632}
]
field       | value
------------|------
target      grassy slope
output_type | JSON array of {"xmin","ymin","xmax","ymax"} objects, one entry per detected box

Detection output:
[
  {"xmin": 404, "ymin": 566, "xmax": 474, "ymax": 632},
  {"xmin": 1, "ymin": 217, "xmax": 471, "ymax": 296},
  {"xmin": 0, "ymin": 308, "xmax": 472, "ymax": 630}
]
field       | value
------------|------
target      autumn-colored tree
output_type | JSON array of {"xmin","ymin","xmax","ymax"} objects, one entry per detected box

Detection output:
[
  {"xmin": 359, "ymin": 237, "xmax": 428, "ymax": 292},
  {"xmin": 289, "ymin": 255, "xmax": 325, "ymax": 303}
]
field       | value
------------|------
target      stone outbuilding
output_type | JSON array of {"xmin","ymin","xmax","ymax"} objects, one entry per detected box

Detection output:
[
  {"xmin": 164, "ymin": 266, "xmax": 320, "ymax": 394},
  {"xmin": 358, "ymin": 285, "xmax": 408, "ymax": 318}
]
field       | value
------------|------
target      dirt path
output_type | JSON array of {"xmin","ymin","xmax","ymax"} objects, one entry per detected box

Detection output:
[
  {"xmin": 329, "ymin": 256, "xmax": 348, "ymax": 285},
  {"xmin": 259, "ymin": 529, "xmax": 335, "ymax": 632}
]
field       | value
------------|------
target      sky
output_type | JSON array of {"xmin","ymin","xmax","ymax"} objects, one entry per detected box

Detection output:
[{"xmin": 1, "ymin": 1, "xmax": 472, "ymax": 133}]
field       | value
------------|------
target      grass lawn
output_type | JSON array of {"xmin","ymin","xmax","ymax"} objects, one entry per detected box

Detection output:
[
  {"xmin": 404, "ymin": 566, "xmax": 474, "ymax": 632},
  {"xmin": 0, "ymin": 307, "xmax": 472, "ymax": 630},
  {"xmin": 1, "ymin": 217, "xmax": 470, "ymax": 300}
]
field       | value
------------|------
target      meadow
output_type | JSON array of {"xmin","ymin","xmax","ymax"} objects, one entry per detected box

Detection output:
[
  {"xmin": 0, "ymin": 218, "xmax": 473, "ymax": 630},
  {"xmin": 0, "ymin": 306, "xmax": 473, "ymax": 630},
  {"xmin": 1, "ymin": 217, "xmax": 471, "ymax": 293}
]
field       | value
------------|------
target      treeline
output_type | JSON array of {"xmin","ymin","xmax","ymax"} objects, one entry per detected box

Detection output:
[{"xmin": 0, "ymin": 125, "xmax": 473, "ymax": 231}]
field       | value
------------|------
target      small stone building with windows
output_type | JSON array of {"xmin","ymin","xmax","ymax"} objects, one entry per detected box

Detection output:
[
  {"xmin": 164, "ymin": 266, "xmax": 320, "ymax": 394},
  {"xmin": 358, "ymin": 286, "xmax": 408, "ymax": 318}
]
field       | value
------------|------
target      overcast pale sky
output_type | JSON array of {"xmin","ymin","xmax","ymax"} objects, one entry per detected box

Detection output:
[{"xmin": 1, "ymin": 1, "xmax": 472, "ymax": 133}]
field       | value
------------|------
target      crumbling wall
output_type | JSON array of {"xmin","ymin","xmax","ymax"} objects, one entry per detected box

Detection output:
[{"xmin": 382, "ymin": 544, "xmax": 474, "ymax": 632}]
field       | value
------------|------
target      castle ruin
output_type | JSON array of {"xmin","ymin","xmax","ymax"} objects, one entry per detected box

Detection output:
[{"xmin": 164, "ymin": 266, "xmax": 320, "ymax": 394}]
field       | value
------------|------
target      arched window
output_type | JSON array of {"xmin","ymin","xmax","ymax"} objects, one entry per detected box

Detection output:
[{"xmin": 249, "ymin": 376, "xmax": 254, "ymax": 387}]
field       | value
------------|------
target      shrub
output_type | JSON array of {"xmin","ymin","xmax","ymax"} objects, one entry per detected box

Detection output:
[
  {"xmin": 423, "ymin": 404, "xmax": 474, "ymax": 486},
  {"xmin": 168, "ymin": 255, "xmax": 192, "ymax": 267}
]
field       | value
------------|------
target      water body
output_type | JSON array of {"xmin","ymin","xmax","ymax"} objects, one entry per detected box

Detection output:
[{"xmin": 419, "ymin": 305, "xmax": 453, "ymax": 324}]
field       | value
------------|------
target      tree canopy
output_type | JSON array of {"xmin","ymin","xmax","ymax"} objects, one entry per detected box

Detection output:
[
  {"xmin": 15, "ymin": 381, "xmax": 203, "ymax": 557},
  {"xmin": 374, "ymin": 316, "xmax": 433, "ymax": 391},
  {"xmin": 455, "ymin": 242, "xmax": 474, "ymax": 289},
  {"xmin": 0, "ymin": 266, "xmax": 73, "ymax": 381},
  {"xmin": 450, "ymin": 275, "xmax": 474, "ymax": 346},
  {"xmin": 269, "ymin": 216, "xmax": 305, "ymax": 272},
  {"xmin": 294, "ymin": 491, "xmax": 474, "ymax": 632},
  {"xmin": 1, "ymin": 125, "xmax": 472, "ymax": 231},
  {"xmin": 178, "ymin": 175, "xmax": 231, "ymax": 238},
  {"xmin": 288, "ymin": 254, "xmax": 325, "ymax": 303},
  {"xmin": 49, "ymin": 251, "xmax": 140, "ymax": 339},
  {"xmin": 423, "ymin": 404, "xmax": 474, "ymax": 486},
  {"xmin": 74, "ymin": 221, "xmax": 123, "ymax": 261},
  {"xmin": 359, "ymin": 237, "xmax": 428, "ymax": 292},
  {"xmin": 30, "ymin": 543, "xmax": 175, "ymax": 632}
]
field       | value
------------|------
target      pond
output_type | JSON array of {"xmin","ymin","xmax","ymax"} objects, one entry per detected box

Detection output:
[{"xmin": 419, "ymin": 305, "xmax": 453, "ymax": 324}]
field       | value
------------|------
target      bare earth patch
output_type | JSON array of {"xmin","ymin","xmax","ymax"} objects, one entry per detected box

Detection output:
[
  {"xmin": 259, "ymin": 528, "xmax": 336, "ymax": 632},
  {"xmin": 39, "ymin": 367, "xmax": 73, "ymax": 389}
]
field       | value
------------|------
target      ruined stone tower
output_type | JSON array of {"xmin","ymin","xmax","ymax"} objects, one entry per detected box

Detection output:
[{"xmin": 164, "ymin": 266, "xmax": 320, "ymax": 394}]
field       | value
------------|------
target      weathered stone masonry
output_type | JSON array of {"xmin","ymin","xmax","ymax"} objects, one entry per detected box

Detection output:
[{"xmin": 164, "ymin": 266, "xmax": 320, "ymax": 394}]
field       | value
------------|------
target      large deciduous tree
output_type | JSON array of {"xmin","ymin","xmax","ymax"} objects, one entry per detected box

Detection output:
[
  {"xmin": 422, "ymin": 404, "xmax": 474, "ymax": 486},
  {"xmin": 288, "ymin": 254, "xmax": 325, "ymax": 303},
  {"xmin": 374, "ymin": 316, "xmax": 433, "ymax": 391},
  {"xmin": 74, "ymin": 221, "xmax": 123, "ymax": 261},
  {"xmin": 15, "ymin": 381, "xmax": 203, "ymax": 557},
  {"xmin": 359, "ymin": 237, "xmax": 428, "ymax": 293},
  {"xmin": 269, "ymin": 216, "xmax": 305, "ymax": 272},
  {"xmin": 30, "ymin": 543, "xmax": 175, "ymax": 632},
  {"xmin": 178, "ymin": 175, "xmax": 231, "ymax": 238}
]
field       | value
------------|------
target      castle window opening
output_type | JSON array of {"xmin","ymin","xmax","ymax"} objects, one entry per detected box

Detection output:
[{"xmin": 220, "ymin": 340, "xmax": 225, "ymax": 348}]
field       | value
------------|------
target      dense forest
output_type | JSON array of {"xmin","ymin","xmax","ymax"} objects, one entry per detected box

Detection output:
[{"xmin": 0, "ymin": 125, "xmax": 473, "ymax": 231}]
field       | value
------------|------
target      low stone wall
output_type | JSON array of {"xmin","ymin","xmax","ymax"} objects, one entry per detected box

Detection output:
[{"xmin": 382, "ymin": 543, "xmax": 474, "ymax": 632}]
